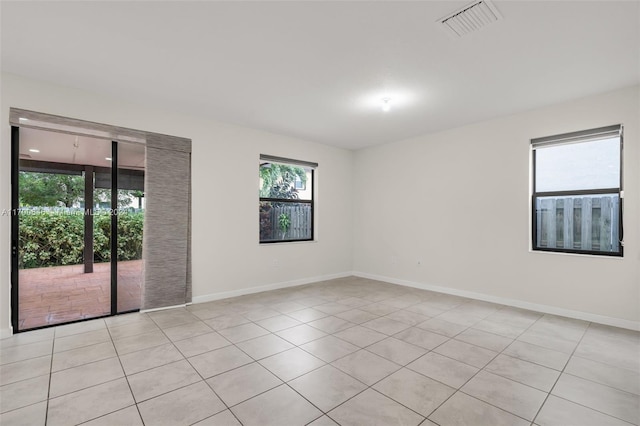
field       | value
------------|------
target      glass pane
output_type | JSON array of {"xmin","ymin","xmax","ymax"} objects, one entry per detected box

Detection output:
[
  {"xmin": 116, "ymin": 142, "xmax": 145, "ymax": 313},
  {"xmin": 17, "ymin": 128, "xmax": 112, "ymax": 330},
  {"xmin": 259, "ymin": 161, "xmax": 312, "ymax": 201},
  {"xmin": 260, "ymin": 201, "xmax": 312, "ymax": 242},
  {"xmin": 535, "ymin": 137, "xmax": 620, "ymax": 192},
  {"xmin": 535, "ymin": 194, "xmax": 620, "ymax": 253}
]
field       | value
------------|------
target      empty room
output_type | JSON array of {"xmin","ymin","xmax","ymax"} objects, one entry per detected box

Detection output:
[{"xmin": 0, "ymin": 1, "xmax": 638, "ymax": 425}]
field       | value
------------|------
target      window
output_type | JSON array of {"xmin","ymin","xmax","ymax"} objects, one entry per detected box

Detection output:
[
  {"xmin": 531, "ymin": 125, "xmax": 623, "ymax": 256},
  {"xmin": 259, "ymin": 155, "xmax": 316, "ymax": 243}
]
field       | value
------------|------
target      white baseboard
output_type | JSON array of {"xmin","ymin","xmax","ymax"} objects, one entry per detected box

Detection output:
[
  {"xmin": 353, "ymin": 271, "xmax": 640, "ymax": 331},
  {"xmin": 0, "ymin": 327, "xmax": 13, "ymax": 339},
  {"xmin": 192, "ymin": 271, "xmax": 353, "ymax": 305},
  {"xmin": 141, "ymin": 304, "xmax": 187, "ymax": 314}
]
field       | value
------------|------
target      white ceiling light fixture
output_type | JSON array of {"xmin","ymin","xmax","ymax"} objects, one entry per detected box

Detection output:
[
  {"xmin": 438, "ymin": 0, "xmax": 502, "ymax": 39},
  {"xmin": 381, "ymin": 98, "xmax": 391, "ymax": 112},
  {"xmin": 105, "ymin": 157, "xmax": 112, "ymax": 161},
  {"xmin": 28, "ymin": 148, "xmax": 40, "ymax": 153}
]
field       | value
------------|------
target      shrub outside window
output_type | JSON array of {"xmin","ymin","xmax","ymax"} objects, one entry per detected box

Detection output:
[
  {"xmin": 259, "ymin": 155, "xmax": 316, "ymax": 243},
  {"xmin": 531, "ymin": 125, "xmax": 623, "ymax": 256}
]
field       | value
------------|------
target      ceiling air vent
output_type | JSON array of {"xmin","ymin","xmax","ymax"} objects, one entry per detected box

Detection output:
[{"xmin": 438, "ymin": 0, "xmax": 502, "ymax": 38}]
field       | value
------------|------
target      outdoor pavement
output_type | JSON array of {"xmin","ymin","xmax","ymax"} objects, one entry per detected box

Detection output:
[{"xmin": 18, "ymin": 260, "xmax": 143, "ymax": 330}]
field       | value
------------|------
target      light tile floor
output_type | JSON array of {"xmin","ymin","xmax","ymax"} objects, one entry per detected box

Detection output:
[{"xmin": 1, "ymin": 276, "xmax": 639, "ymax": 425}]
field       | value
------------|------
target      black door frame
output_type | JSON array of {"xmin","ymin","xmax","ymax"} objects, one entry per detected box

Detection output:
[{"xmin": 10, "ymin": 128, "xmax": 137, "ymax": 333}]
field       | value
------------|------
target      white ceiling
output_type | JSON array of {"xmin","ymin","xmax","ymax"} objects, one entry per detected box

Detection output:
[
  {"xmin": 20, "ymin": 128, "xmax": 145, "ymax": 170},
  {"xmin": 2, "ymin": 1, "xmax": 639, "ymax": 150}
]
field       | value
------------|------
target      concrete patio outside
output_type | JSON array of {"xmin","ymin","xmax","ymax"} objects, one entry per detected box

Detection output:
[{"xmin": 18, "ymin": 259, "xmax": 143, "ymax": 330}]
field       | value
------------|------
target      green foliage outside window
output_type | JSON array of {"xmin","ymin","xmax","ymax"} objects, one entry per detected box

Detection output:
[{"xmin": 19, "ymin": 210, "xmax": 144, "ymax": 269}]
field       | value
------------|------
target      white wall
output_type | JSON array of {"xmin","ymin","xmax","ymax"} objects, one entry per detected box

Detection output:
[
  {"xmin": 353, "ymin": 85, "xmax": 639, "ymax": 326},
  {"xmin": 1, "ymin": 73, "xmax": 637, "ymax": 336},
  {"xmin": 0, "ymin": 73, "xmax": 354, "ymax": 336}
]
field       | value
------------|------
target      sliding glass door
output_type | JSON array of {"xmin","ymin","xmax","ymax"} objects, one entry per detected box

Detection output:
[{"xmin": 11, "ymin": 127, "xmax": 145, "ymax": 331}]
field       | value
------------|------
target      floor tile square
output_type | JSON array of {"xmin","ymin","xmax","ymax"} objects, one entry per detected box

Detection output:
[
  {"xmin": 314, "ymin": 302, "xmax": 352, "ymax": 315},
  {"xmin": 204, "ymin": 314, "xmax": 250, "ymax": 331},
  {"xmin": 551, "ymin": 373, "xmax": 639, "ymax": 424},
  {"xmin": 50, "ymin": 357, "xmax": 124, "ymax": 397},
  {"xmin": 54, "ymin": 319, "xmax": 106, "ymax": 338},
  {"xmin": 236, "ymin": 334, "xmax": 294, "ymax": 360},
  {"xmin": 0, "ymin": 375, "xmax": 50, "ymax": 414},
  {"xmin": 565, "ymin": 355, "xmax": 640, "ymax": 395},
  {"xmin": 260, "ymin": 347, "xmax": 325, "ymax": 381},
  {"xmin": 332, "ymin": 349, "xmax": 400, "ymax": 385},
  {"xmin": 535, "ymin": 395, "xmax": 633, "ymax": 426},
  {"xmin": 119, "ymin": 343, "xmax": 184, "ymax": 375},
  {"xmin": 53, "ymin": 329, "xmax": 110, "ymax": 353},
  {"xmin": 407, "ymin": 352, "xmax": 478, "ymax": 388},
  {"xmin": 416, "ymin": 318, "xmax": 467, "ymax": 337},
  {"xmin": 308, "ymin": 316, "xmax": 355, "ymax": 333},
  {"xmin": 366, "ymin": 337, "xmax": 427, "ymax": 366},
  {"xmin": 243, "ymin": 308, "xmax": 281, "ymax": 321},
  {"xmin": 128, "ymin": 359, "xmax": 201, "ymax": 402},
  {"xmin": 289, "ymin": 364, "xmax": 366, "ymax": 411},
  {"xmin": 207, "ymin": 362, "xmax": 282, "ymax": 406},
  {"xmin": 148, "ymin": 308, "xmax": 199, "ymax": 329},
  {"xmin": 503, "ymin": 341, "xmax": 570, "ymax": 370},
  {"xmin": 334, "ymin": 325, "xmax": 387, "ymax": 347},
  {"xmin": 462, "ymin": 370, "xmax": 547, "ymax": 421},
  {"xmin": 189, "ymin": 345, "xmax": 253, "ymax": 378},
  {"xmin": 335, "ymin": 309, "xmax": 379, "ymax": 324},
  {"xmin": 138, "ymin": 381, "xmax": 225, "ymax": 425},
  {"xmin": 0, "ymin": 328, "xmax": 53, "ymax": 350},
  {"xmin": 46, "ymin": 378, "xmax": 134, "ymax": 426},
  {"xmin": 276, "ymin": 324, "xmax": 327, "ymax": 345},
  {"xmin": 287, "ymin": 308, "xmax": 329, "ymax": 323},
  {"xmin": 434, "ymin": 339, "xmax": 498, "ymax": 368},
  {"xmin": 300, "ymin": 335, "xmax": 360, "ymax": 362},
  {"xmin": 373, "ymin": 368, "xmax": 455, "ymax": 416},
  {"xmin": 0, "ymin": 355, "xmax": 51, "ymax": 386},
  {"xmin": 384, "ymin": 310, "xmax": 430, "ymax": 326},
  {"xmin": 0, "ymin": 400, "xmax": 47, "ymax": 426},
  {"xmin": 430, "ymin": 391, "xmax": 529, "ymax": 426},
  {"xmin": 0, "ymin": 340, "xmax": 53, "ymax": 365},
  {"xmin": 485, "ymin": 354, "xmax": 560, "ymax": 392},
  {"xmin": 394, "ymin": 327, "xmax": 449, "ymax": 349},
  {"xmin": 359, "ymin": 303, "xmax": 399, "ymax": 316},
  {"xmin": 162, "ymin": 321, "xmax": 213, "ymax": 342},
  {"xmin": 472, "ymin": 319, "xmax": 527, "ymax": 339},
  {"xmin": 108, "ymin": 320, "xmax": 159, "ymax": 340},
  {"xmin": 51, "ymin": 341, "xmax": 116, "ymax": 372},
  {"xmin": 173, "ymin": 332, "xmax": 230, "ymax": 358},
  {"xmin": 218, "ymin": 323, "xmax": 269, "ymax": 343},
  {"xmin": 328, "ymin": 388, "xmax": 424, "ymax": 426},
  {"xmin": 113, "ymin": 330, "xmax": 170, "ymax": 356},
  {"xmin": 231, "ymin": 384, "xmax": 322, "ymax": 426},
  {"xmin": 361, "ymin": 317, "xmax": 410, "ymax": 336},
  {"xmin": 256, "ymin": 315, "xmax": 302, "ymax": 332},
  {"xmin": 455, "ymin": 328, "xmax": 513, "ymax": 352},
  {"xmin": 269, "ymin": 301, "xmax": 307, "ymax": 314}
]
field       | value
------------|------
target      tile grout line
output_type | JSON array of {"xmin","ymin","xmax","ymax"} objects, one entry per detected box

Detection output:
[
  {"xmin": 529, "ymin": 321, "xmax": 636, "ymax": 426},
  {"xmin": 104, "ymin": 318, "xmax": 147, "ymax": 426},
  {"xmin": 419, "ymin": 305, "xmax": 549, "ymax": 424}
]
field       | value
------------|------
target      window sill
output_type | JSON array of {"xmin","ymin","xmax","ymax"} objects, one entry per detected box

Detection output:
[
  {"xmin": 260, "ymin": 240, "xmax": 317, "ymax": 246},
  {"xmin": 529, "ymin": 249, "xmax": 624, "ymax": 260}
]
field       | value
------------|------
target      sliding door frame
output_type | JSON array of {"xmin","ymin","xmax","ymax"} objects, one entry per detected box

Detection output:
[
  {"xmin": 10, "ymin": 126, "xmax": 20, "ymax": 333},
  {"xmin": 10, "ymin": 129, "xmax": 138, "ymax": 333}
]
